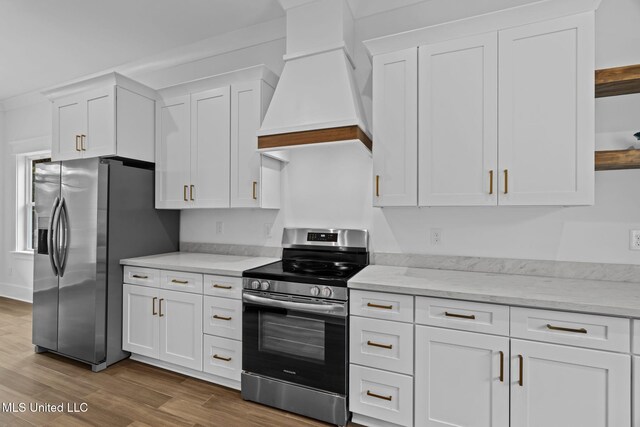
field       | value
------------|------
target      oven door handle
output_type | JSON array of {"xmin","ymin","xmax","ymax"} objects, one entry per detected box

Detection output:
[{"xmin": 243, "ymin": 293, "xmax": 346, "ymax": 315}]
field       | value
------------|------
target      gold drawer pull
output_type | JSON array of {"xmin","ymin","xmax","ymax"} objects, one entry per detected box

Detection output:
[
  {"xmin": 213, "ymin": 354, "xmax": 232, "ymax": 362},
  {"xmin": 367, "ymin": 341, "xmax": 392, "ymax": 350},
  {"xmin": 445, "ymin": 311, "xmax": 476, "ymax": 320},
  {"xmin": 190, "ymin": 184, "xmax": 195, "ymax": 201},
  {"xmin": 152, "ymin": 297, "xmax": 158, "ymax": 316},
  {"xmin": 213, "ymin": 315, "xmax": 232, "ymax": 321},
  {"xmin": 503, "ymin": 169, "xmax": 509, "ymax": 194},
  {"xmin": 367, "ymin": 302, "xmax": 393, "ymax": 310},
  {"xmin": 80, "ymin": 134, "xmax": 86, "ymax": 151},
  {"xmin": 375, "ymin": 175, "xmax": 380, "ymax": 197},
  {"xmin": 75, "ymin": 135, "xmax": 81, "ymax": 151},
  {"xmin": 132, "ymin": 274, "xmax": 148, "ymax": 279},
  {"xmin": 518, "ymin": 354, "xmax": 523, "ymax": 386},
  {"xmin": 171, "ymin": 279, "xmax": 189, "ymax": 284},
  {"xmin": 252, "ymin": 181, "xmax": 257, "ymax": 200},
  {"xmin": 183, "ymin": 185, "xmax": 188, "ymax": 202},
  {"xmin": 158, "ymin": 299, "xmax": 164, "ymax": 317},
  {"xmin": 499, "ymin": 350, "xmax": 504, "ymax": 382},
  {"xmin": 546, "ymin": 324, "xmax": 587, "ymax": 334},
  {"xmin": 213, "ymin": 284, "xmax": 233, "ymax": 289},
  {"xmin": 489, "ymin": 170, "xmax": 494, "ymax": 195},
  {"xmin": 367, "ymin": 390, "xmax": 392, "ymax": 401}
]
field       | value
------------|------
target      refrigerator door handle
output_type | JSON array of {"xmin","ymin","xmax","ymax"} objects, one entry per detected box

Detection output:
[
  {"xmin": 58, "ymin": 198, "xmax": 70, "ymax": 277},
  {"xmin": 51, "ymin": 197, "xmax": 64, "ymax": 276},
  {"xmin": 47, "ymin": 197, "xmax": 60, "ymax": 276}
]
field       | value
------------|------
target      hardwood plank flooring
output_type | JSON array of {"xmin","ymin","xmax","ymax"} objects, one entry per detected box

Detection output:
[{"xmin": 0, "ymin": 297, "xmax": 354, "ymax": 427}]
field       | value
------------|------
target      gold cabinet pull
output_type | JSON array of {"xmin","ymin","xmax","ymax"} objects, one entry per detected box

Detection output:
[
  {"xmin": 367, "ymin": 302, "xmax": 393, "ymax": 310},
  {"xmin": 132, "ymin": 274, "xmax": 148, "ymax": 279},
  {"xmin": 367, "ymin": 390, "xmax": 392, "ymax": 401},
  {"xmin": 171, "ymin": 279, "xmax": 189, "ymax": 284},
  {"xmin": 80, "ymin": 134, "xmax": 86, "ymax": 151},
  {"xmin": 499, "ymin": 350, "xmax": 504, "ymax": 382},
  {"xmin": 190, "ymin": 185, "xmax": 195, "ymax": 201},
  {"xmin": 183, "ymin": 185, "xmax": 188, "ymax": 202},
  {"xmin": 158, "ymin": 299, "xmax": 164, "ymax": 317},
  {"xmin": 75, "ymin": 135, "xmax": 81, "ymax": 151},
  {"xmin": 489, "ymin": 170, "xmax": 494, "ymax": 195},
  {"xmin": 213, "ymin": 284, "xmax": 232, "ymax": 289},
  {"xmin": 503, "ymin": 169, "xmax": 509, "ymax": 194},
  {"xmin": 152, "ymin": 297, "xmax": 158, "ymax": 316},
  {"xmin": 213, "ymin": 354, "xmax": 232, "ymax": 362},
  {"xmin": 546, "ymin": 324, "xmax": 587, "ymax": 334},
  {"xmin": 517, "ymin": 354, "xmax": 523, "ymax": 386},
  {"xmin": 375, "ymin": 175, "xmax": 380, "ymax": 197},
  {"xmin": 252, "ymin": 181, "xmax": 257, "ymax": 200},
  {"xmin": 445, "ymin": 311, "xmax": 476, "ymax": 320},
  {"xmin": 213, "ymin": 315, "xmax": 232, "ymax": 321},
  {"xmin": 367, "ymin": 340, "xmax": 392, "ymax": 350}
]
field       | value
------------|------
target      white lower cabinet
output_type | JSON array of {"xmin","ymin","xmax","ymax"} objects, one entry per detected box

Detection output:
[
  {"xmin": 414, "ymin": 326, "xmax": 509, "ymax": 427},
  {"xmin": 511, "ymin": 339, "xmax": 630, "ymax": 427},
  {"xmin": 203, "ymin": 296, "xmax": 242, "ymax": 340},
  {"xmin": 123, "ymin": 284, "xmax": 202, "ymax": 371},
  {"xmin": 203, "ymin": 335, "xmax": 242, "ymax": 381},
  {"xmin": 350, "ymin": 364, "xmax": 414, "ymax": 427},
  {"xmin": 634, "ymin": 356, "xmax": 640, "ymax": 427}
]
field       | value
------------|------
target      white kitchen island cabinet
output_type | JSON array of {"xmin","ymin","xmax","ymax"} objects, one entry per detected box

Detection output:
[
  {"xmin": 415, "ymin": 326, "xmax": 509, "ymax": 427},
  {"xmin": 155, "ymin": 66, "xmax": 282, "ymax": 210},
  {"xmin": 511, "ymin": 339, "xmax": 630, "ymax": 427},
  {"xmin": 46, "ymin": 73, "xmax": 156, "ymax": 163}
]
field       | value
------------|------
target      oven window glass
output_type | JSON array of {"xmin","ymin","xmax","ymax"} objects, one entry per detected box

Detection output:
[{"xmin": 259, "ymin": 312, "xmax": 325, "ymax": 361}]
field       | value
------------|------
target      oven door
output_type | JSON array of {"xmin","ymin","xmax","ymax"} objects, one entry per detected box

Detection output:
[{"xmin": 242, "ymin": 291, "xmax": 347, "ymax": 395}]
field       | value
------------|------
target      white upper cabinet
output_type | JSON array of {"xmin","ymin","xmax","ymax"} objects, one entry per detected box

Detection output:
[
  {"xmin": 498, "ymin": 13, "xmax": 594, "ymax": 206},
  {"xmin": 47, "ymin": 73, "xmax": 155, "ymax": 163},
  {"xmin": 191, "ymin": 87, "xmax": 231, "ymax": 208},
  {"xmin": 155, "ymin": 66, "xmax": 281, "ymax": 210},
  {"xmin": 372, "ymin": 47, "xmax": 418, "ymax": 207},
  {"xmin": 369, "ymin": 10, "xmax": 595, "ymax": 207},
  {"xmin": 418, "ymin": 33, "xmax": 498, "ymax": 206}
]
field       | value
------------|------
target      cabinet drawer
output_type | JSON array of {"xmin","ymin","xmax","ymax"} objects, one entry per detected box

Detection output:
[
  {"xmin": 511, "ymin": 307, "xmax": 630, "ymax": 352},
  {"xmin": 203, "ymin": 335, "xmax": 242, "ymax": 382},
  {"xmin": 633, "ymin": 320, "xmax": 640, "ymax": 355},
  {"xmin": 204, "ymin": 296, "xmax": 242, "ymax": 340},
  {"xmin": 160, "ymin": 270, "xmax": 203, "ymax": 294},
  {"xmin": 416, "ymin": 297, "xmax": 509, "ymax": 336},
  {"xmin": 350, "ymin": 290, "xmax": 414, "ymax": 323},
  {"xmin": 203, "ymin": 275, "xmax": 242, "ymax": 300},
  {"xmin": 349, "ymin": 364, "xmax": 413, "ymax": 427},
  {"xmin": 350, "ymin": 317, "xmax": 413, "ymax": 375},
  {"xmin": 123, "ymin": 266, "xmax": 159, "ymax": 288}
]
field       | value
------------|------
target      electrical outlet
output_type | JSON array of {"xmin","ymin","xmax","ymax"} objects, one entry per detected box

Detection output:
[
  {"xmin": 216, "ymin": 221, "xmax": 224, "ymax": 235},
  {"xmin": 630, "ymin": 230, "xmax": 640, "ymax": 250},
  {"xmin": 264, "ymin": 223, "xmax": 273, "ymax": 238},
  {"xmin": 430, "ymin": 228, "xmax": 442, "ymax": 246}
]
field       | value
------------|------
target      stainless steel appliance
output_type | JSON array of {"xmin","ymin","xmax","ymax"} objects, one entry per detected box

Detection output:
[
  {"xmin": 242, "ymin": 228, "xmax": 369, "ymax": 426},
  {"xmin": 33, "ymin": 158, "xmax": 179, "ymax": 372}
]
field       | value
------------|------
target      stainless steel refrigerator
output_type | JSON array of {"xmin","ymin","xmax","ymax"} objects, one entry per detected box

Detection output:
[{"xmin": 32, "ymin": 158, "xmax": 179, "ymax": 371}]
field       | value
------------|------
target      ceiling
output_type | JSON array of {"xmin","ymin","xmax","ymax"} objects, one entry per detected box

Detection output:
[{"xmin": 0, "ymin": 0, "xmax": 441, "ymax": 101}]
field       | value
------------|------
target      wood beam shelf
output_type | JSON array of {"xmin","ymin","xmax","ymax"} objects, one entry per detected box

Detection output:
[
  {"xmin": 595, "ymin": 64, "xmax": 640, "ymax": 98},
  {"xmin": 595, "ymin": 149, "xmax": 640, "ymax": 171}
]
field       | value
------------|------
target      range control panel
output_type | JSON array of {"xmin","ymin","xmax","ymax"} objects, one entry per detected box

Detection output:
[{"xmin": 307, "ymin": 232, "xmax": 338, "ymax": 242}]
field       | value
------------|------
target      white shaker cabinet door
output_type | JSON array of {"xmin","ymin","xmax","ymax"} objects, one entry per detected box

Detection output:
[
  {"xmin": 191, "ymin": 86, "xmax": 231, "ymax": 208},
  {"xmin": 419, "ymin": 33, "xmax": 498, "ymax": 206},
  {"xmin": 158, "ymin": 289, "xmax": 203, "ymax": 371},
  {"xmin": 156, "ymin": 96, "xmax": 191, "ymax": 209},
  {"xmin": 82, "ymin": 87, "xmax": 115, "ymax": 158},
  {"xmin": 498, "ymin": 13, "xmax": 594, "ymax": 206},
  {"xmin": 510, "ymin": 339, "xmax": 630, "ymax": 427},
  {"xmin": 415, "ymin": 326, "xmax": 509, "ymax": 427},
  {"xmin": 52, "ymin": 94, "xmax": 84, "ymax": 161},
  {"xmin": 372, "ymin": 47, "xmax": 418, "ymax": 207},
  {"xmin": 122, "ymin": 284, "xmax": 159, "ymax": 359}
]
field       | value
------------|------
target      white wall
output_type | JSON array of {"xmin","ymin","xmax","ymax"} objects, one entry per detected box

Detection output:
[{"xmin": 181, "ymin": 0, "xmax": 640, "ymax": 266}]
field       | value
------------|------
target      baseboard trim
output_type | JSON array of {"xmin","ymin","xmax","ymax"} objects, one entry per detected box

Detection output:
[{"xmin": 0, "ymin": 282, "xmax": 32, "ymax": 303}]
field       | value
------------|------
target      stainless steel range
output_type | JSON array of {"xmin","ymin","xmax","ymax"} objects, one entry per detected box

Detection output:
[{"xmin": 241, "ymin": 228, "xmax": 369, "ymax": 426}]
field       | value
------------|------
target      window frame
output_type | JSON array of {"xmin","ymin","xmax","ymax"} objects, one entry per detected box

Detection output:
[{"xmin": 17, "ymin": 152, "xmax": 51, "ymax": 252}]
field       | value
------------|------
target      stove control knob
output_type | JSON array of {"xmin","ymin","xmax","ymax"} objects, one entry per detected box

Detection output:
[
  {"xmin": 260, "ymin": 281, "xmax": 271, "ymax": 290},
  {"xmin": 250, "ymin": 280, "xmax": 260, "ymax": 290},
  {"xmin": 321, "ymin": 287, "xmax": 333, "ymax": 298},
  {"xmin": 310, "ymin": 286, "xmax": 320, "ymax": 297}
]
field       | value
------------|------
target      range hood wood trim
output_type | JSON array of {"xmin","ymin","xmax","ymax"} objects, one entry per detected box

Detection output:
[{"xmin": 258, "ymin": 125, "xmax": 372, "ymax": 151}]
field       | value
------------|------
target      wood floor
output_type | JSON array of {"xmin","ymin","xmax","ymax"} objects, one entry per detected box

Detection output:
[{"xmin": 0, "ymin": 297, "xmax": 345, "ymax": 427}]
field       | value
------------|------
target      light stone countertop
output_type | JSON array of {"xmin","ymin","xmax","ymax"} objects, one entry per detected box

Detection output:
[
  {"xmin": 120, "ymin": 252, "xmax": 279, "ymax": 277},
  {"xmin": 348, "ymin": 265, "xmax": 640, "ymax": 318}
]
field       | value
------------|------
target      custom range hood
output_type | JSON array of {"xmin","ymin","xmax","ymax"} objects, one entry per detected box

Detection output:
[{"xmin": 258, "ymin": 0, "xmax": 371, "ymax": 152}]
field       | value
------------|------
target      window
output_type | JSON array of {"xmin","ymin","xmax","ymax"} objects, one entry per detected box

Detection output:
[
  {"xmin": 26, "ymin": 157, "xmax": 51, "ymax": 250},
  {"xmin": 16, "ymin": 152, "xmax": 50, "ymax": 252}
]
